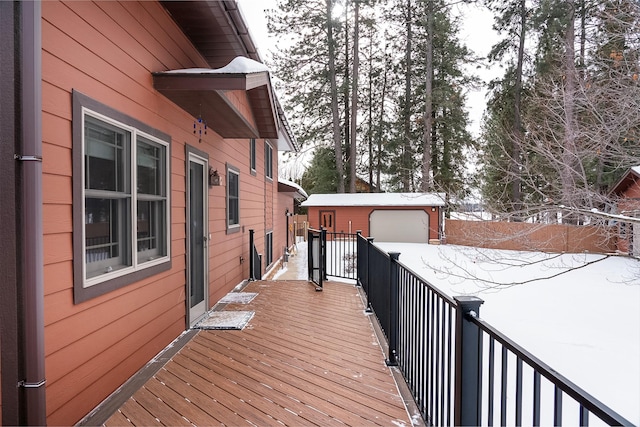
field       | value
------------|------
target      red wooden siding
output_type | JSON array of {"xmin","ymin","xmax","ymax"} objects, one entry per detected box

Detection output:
[
  {"xmin": 41, "ymin": 1, "xmax": 291, "ymax": 424},
  {"xmin": 616, "ymin": 178, "xmax": 640, "ymax": 253},
  {"xmin": 307, "ymin": 205, "xmax": 441, "ymax": 241}
]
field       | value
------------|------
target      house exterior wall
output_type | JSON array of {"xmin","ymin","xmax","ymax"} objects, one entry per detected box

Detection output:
[
  {"xmin": 615, "ymin": 178, "xmax": 640, "ymax": 254},
  {"xmin": 40, "ymin": 2, "xmax": 290, "ymax": 424},
  {"xmin": 276, "ymin": 193, "xmax": 296, "ymax": 256},
  {"xmin": 306, "ymin": 205, "xmax": 441, "ymax": 241}
]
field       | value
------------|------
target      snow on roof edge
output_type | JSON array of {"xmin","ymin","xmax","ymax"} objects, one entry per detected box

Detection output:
[
  {"xmin": 278, "ymin": 178, "xmax": 308, "ymax": 199},
  {"xmin": 301, "ymin": 192, "xmax": 446, "ymax": 207},
  {"xmin": 162, "ymin": 56, "xmax": 269, "ymax": 75}
]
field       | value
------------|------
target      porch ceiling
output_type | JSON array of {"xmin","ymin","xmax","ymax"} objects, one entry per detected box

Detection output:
[
  {"xmin": 153, "ymin": 69, "xmax": 278, "ymax": 139},
  {"xmin": 160, "ymin": 0, "xmax": 257, "ymax": 67}
]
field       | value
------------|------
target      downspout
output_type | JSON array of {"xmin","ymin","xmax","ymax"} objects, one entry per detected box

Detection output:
[{"xmin": 16, "ymin": 1, "xmax": 47, "ymax": 425}]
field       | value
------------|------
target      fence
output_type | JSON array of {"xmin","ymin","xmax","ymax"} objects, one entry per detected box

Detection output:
[
  {"xmin": 445, "ymin": 220, "xmax": 615, "ymax": 253},
  {"xmin": 356, "ymin": 234, "xmax": 634, "ymax": 426}
]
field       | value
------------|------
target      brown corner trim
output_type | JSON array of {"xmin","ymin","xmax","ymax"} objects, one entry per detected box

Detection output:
[{"xmin": 76, "ymin": 330, "xmax": 198, "ymax": 426}]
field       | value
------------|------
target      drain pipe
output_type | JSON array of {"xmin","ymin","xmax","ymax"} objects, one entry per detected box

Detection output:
[{"xmin": 16, "ymin": 1, "xmax": 47, "ymax": 425}]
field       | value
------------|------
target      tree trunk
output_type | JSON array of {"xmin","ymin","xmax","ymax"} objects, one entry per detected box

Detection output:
[
  {"xmin": 326, "ymin": 0, "xmax": 345, "ymax": 193},
  {"xmin": 561, "ymin": 0, "xmax": 578, "ymax": 220},
  {"xmin": 403, "ymin": 0, "xmax": 412, "ymax": 192},
  {"xmin": 367, "ymin": 27, "xmax": 374, "ymax": 192},
  {"xmin": 349, "ymin": 0, "xmax": 360, "ymax": 193},
  {"xmin": 376, "ymin": 40, "xmax": 389, "ymax": 193},
  {"xmin": 511, "ymin": 0, "xmax": 526, "ymax": 217},
  {"xmin": 343, "ymin": 0, "xmax": 351, "ymax": 191},
  {"xmin": 421, "ymin": 0, "xmax": 433, "ymax": 192}
]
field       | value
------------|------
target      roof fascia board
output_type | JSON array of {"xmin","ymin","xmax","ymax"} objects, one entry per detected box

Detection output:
[{"xmin": 153, "ymin": 72, "xmax": 269, "ymax": 91}]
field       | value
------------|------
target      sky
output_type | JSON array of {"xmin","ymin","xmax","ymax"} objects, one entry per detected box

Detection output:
[{"xmin": 237, "ymin": 0, "xmax": 503, "ymax": 138}]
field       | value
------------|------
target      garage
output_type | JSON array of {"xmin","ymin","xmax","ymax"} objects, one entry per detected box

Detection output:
[
  {"xmin": 370, "ymin": 209, "xmax": 430, "ymax": 243},
  {"xmin": 301, "ymin": 192, "xmax": 445, "ymax": 243}
]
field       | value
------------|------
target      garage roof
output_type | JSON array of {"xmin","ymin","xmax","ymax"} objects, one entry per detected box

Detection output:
[{"xmin": 301, "ymin": 192, "xmax": 446, "ymax": 207}]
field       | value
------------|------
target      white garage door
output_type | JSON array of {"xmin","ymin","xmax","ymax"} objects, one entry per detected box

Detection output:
[{"xmin": 369, "ymin": 210, "xmax": 429, "ymax": 243}]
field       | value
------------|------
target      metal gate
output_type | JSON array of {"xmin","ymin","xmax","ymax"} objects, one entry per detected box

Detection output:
[
  {"xmin": 307, "ymin": 228, "xmax": 324, "ymax": 290},
  {"xmin": 324, "ymin": 231, "xmax": 358, "ymax": 280},
  {"xmin": 308, "ymin": 228, "xmax": 359, "ymax": 288}
]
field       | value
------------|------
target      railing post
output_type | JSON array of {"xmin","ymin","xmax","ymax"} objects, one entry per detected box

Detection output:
[
  {"xmin": 355, "ymin": 231, "xmax": 362, "ymax": 287},
  {"xmin": 249, "ymin": 229, "xmax": 255, "ymax": 281},
  {"xmin": 386, "ymin": 252, "xmax": 400, "ymax": 366},
  {"xmin": 321, "ymin": 227, "xmax": 327, "ymax": 281},
  {"xmin": 365, "ymin": 237, "xmax": 374, "ymax": 312},
  {"xmin": 454, "ymin": 295, "xmax": 484, "ymax": 426},
  {"xmin": 307, "ymin": 229, "xmax": 312, "ymax": 281}
]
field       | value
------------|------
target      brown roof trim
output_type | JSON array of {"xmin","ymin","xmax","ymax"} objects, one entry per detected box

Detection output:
[
  {"xmin": 278, "ymin": 181, "xmax": 308, "ymax": 201},
  {"xmin": 609, "ymin": 167, "xmax": 640, "ymax": 196},
  {"xmin": 160, "ymin": 0, "xmax": 297, "ymax": 150},
  {"xmin": 153, "ymin": 70, "xmax": 277, "ymax": 139},
  {"xmin": 153, "ymin": 71, "xmax": 270, "ymax": 91}
]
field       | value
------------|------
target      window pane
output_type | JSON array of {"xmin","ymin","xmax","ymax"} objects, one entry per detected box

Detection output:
[
  {"xmin": 250, "ymin": 139, "xmax": 256, "ymax": 170},
  {"xmin": 137, "ymin": 138, "xmax": 164, "ymax": 196},
  {"xmin": 85, "ymin": 116, "xmax": 130, "ymax": 192},
  {"xmin": 85, "ymin": 197, "xmax": 131, "ymax": 277},
  {"xmin": 265, "ymin": 144, "xmax": 273, "ymax": 178},
  {"xmin": 228, "ymin": 171, "xmax": 239, "ymax": 226},
  {"xmin": 137, "ymin": 200, "xmax": 166, "ymax": 262}
]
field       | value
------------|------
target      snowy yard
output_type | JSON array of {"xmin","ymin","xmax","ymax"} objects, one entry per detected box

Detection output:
[{"xmin": 376, "ymin": 242, "xmax": 640, "ymax": 425}]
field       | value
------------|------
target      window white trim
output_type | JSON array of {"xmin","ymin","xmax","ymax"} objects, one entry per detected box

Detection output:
[
  {"xmin": 249, "ymin": 138, "xmax": 256, "ymax": 175},
  {"xmin": 265, "ymin": 230, "xmax": 273, "ymax": 266},
  {"xmin": 265, "ymin": 141, "xmax": 273, "ymax": 180},
  {"xmin": 81, "ymin": 108, "xmax": 171, "ymax": 288},
  {"xmin": 73, "ymin": 90, "xmax": 172, "ymax": 304},
  {"xmin": 226, "ymin": 164, "xmax": 240, "ymax": 232}
]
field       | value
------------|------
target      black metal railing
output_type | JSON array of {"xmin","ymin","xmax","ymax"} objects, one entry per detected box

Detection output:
[
  {"xmin": 248, "ymin": 229, "xmax": 261, "ymax": 281},
  {"xmin": 307, "ymin": 228, "xmax": 324, "ymax": 290},
  {"xmin": 356, "ymin": 234, "xmax": 635, "ymax": 426},
  {"xmin": 398, "ymin": 261, "xmax": 457, "ymax": 426},
  {"xmin": 467, "ymin": 310, "xmax": 634, "ymax": 426}
]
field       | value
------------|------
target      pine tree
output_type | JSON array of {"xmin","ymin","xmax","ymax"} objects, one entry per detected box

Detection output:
[
  {"xmin": 267, "ymin": 0, "xmax": 347, "ymax": 191},
  {"xmin": 480, "ymin": 0, "xmax": 640, "ymax": 221}
]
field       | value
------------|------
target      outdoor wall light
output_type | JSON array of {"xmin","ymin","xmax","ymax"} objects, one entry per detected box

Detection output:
[{"xmin": 209, "ymin": 168, "xmax": 220, "ymax": 186}]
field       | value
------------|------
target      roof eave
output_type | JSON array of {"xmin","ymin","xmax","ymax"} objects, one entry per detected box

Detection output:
[{"xmin": 160, "ymin": 0, "xmax": 296, "ymax": 146}]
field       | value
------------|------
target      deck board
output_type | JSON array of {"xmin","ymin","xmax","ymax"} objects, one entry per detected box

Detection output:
[{"xmin": 104, "ymin": 280, "xmax": 412, "ymax": 426}]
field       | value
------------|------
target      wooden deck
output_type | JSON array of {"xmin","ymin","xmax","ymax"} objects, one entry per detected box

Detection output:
[{"xmin": 103, "ymin": 280, "xmax": 413, "ymax": 426}]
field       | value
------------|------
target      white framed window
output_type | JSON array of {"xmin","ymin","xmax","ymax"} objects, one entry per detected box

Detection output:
[
  {"xmin": 227, "ymin": 164, "xmax": 240, "ymax": 232},
  {"xmin": 73, "ymin": 91, "xmax": 171, "ymax": 303},
  {"xmin": 249, "ymin": 138, "xmax": 256, "ymax": 175},
  {"xmin": 265, "ymin": 142, "xmax": 273, "ymax": 180}
]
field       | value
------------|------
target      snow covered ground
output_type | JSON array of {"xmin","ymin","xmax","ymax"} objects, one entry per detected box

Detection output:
[{"xmin": 376, "ymin": 242, "xmax": 640, "ymax": 425}]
